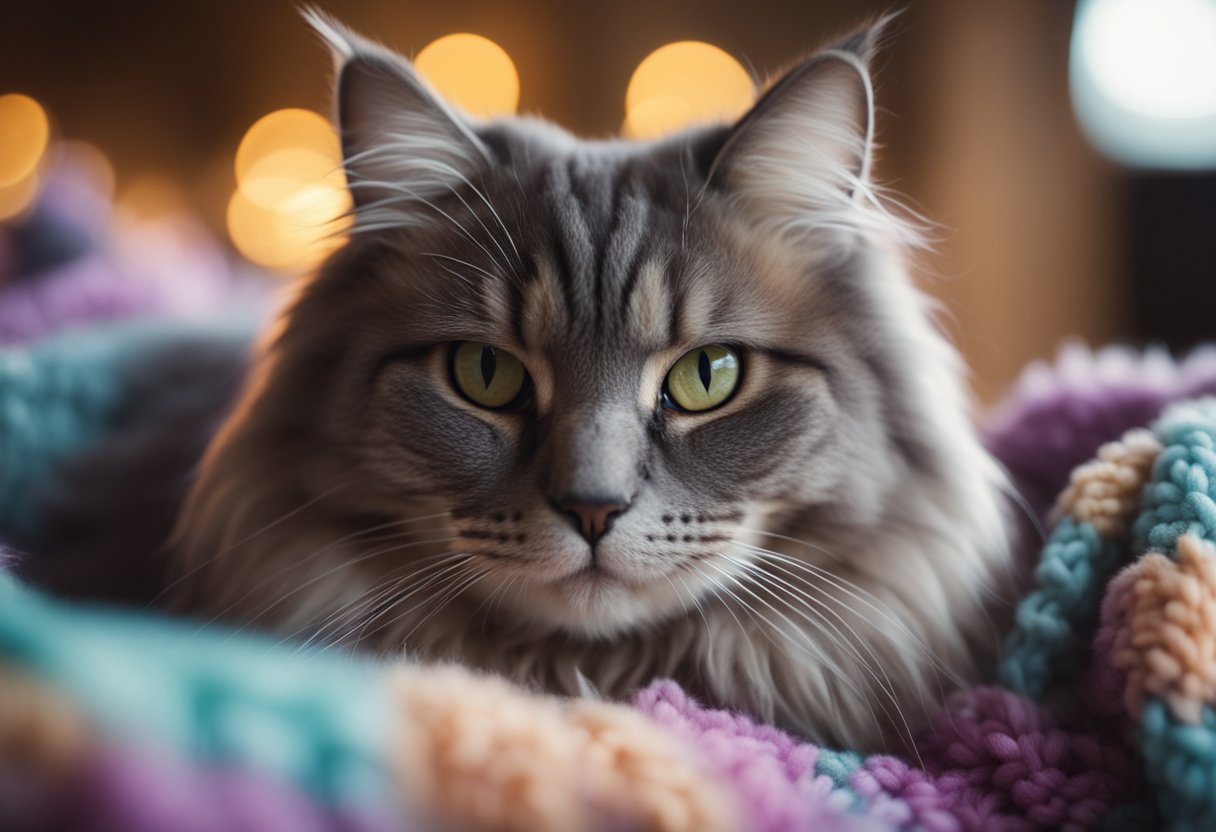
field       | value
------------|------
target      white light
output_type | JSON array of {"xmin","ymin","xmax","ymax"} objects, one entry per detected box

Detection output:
[
  {"xmin": 1077, "ymin": 0, "xmax": 1216, "ymax": 119},
  {"xmin": 1071, "ymin": 0, "xmax": 1216, "ymax": 168}
]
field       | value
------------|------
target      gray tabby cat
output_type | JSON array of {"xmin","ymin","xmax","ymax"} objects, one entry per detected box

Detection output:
[{"xmin": 173, "ymin": 11, "xmax": 1011, "ymax": 751}]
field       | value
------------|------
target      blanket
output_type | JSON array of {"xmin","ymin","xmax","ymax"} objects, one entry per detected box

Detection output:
[{"xmin": 4, "ymin": 150, "xmax": 1216, "ymax": 832}]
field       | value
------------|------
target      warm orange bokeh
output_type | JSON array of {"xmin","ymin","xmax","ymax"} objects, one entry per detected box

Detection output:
[
  {"xmin": 228, "ymin": 108, "xmax": 351, "ymax": 272},
  {"xmin": 623, "ymin": 42, "xmax": 754, "ymax": 138},
  {"xmin": 415, "ymin": 33, "xmax": 520, "ymax": 118}
]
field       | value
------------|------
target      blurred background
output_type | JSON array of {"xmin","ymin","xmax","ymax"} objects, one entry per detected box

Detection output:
[{"xmin": 1, "ymin": 0, "xmax": 1213, "ymax": 402}]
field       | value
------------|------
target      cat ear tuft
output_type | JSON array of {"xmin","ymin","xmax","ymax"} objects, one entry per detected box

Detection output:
[
  {"xmin": 708, "ymin": 15, "xmax": 902, "ymax": 243},
  {"xmin": 300, "ymin": 8, "xmax": 492, "ymax": 223}
]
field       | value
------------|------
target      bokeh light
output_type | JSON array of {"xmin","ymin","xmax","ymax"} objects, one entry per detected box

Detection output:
[
  {"xmin": 1071, "ymin": 0, "xmax": 1216, "ymax": 168},
  {"xmin": 1075, "ymin": 0, "xmax": 1216, "ymax": 120},
  {"xmin": 622, "ymin": 97, "xmax": 697, "ymax": 142},
  {"xmin": 228, "ymin": 108, "xmax": 352, "ymax": 272},
  {"xmin": 0, "ymin": 93, "xmax": 50, "ymax": 187},
  {"xmin": 227, "ymin": 184, "xmax": 349, "ymax": 272},
  {"xmin": 623, "ymin": 42, "xmax": 754, "ymax": 139},
  {"xmin": 414, "ymin": 33, "xmax": 520, "ymax": 117},
  {"xmin": 234, "ymin": 108, "xmax": 341, "ymax": 189}
]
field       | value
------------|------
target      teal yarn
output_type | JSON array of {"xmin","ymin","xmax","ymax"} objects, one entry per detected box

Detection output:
[
  {"xmin": 1131, "ymin": 397, "xmax": 1216, "ymax": 556},
  {"xmin": 0, "ymin": 319, "xmax": 251, "ymax": 540},
  {"xmin": 813, "ymin": 747, "xmax": 864, "ymax": 789},
  {"xmin": 1126, "ymin": 398, "xmax": 1216, "ymax": 830},
  {"xmin": 0, "ymin": 573, "xmax": 392, "ymax": 804},
  {"xmin": 1002, "ymin": 398, "xmax": 1216, "ymax": 702},
  {"xmin": 1141, "ymin": 701, "xmax": 1216, "ymax": 832},
  {"xmin": 0, "ymin": 325, "xmax": 138, "ymax": 538},
  {"xmin": 998, "ymin": 399, "xmax": 1216, "ymax": 829},
  {"xmin": 1000, "ymin": 518, "xmax": 1125, "ymax": 698}
]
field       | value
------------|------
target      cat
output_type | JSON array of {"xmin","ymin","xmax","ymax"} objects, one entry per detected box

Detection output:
[{"xmin": 168, "ymin": 10, "xmax": 1013, "ymax": 752}]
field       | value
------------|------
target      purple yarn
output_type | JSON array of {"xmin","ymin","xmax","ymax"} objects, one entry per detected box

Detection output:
[
  {"xmin": 984, "ymin": 342, "xmax": 1216, "ymax": 524},
  {"xmin": 636, "ymin": 680, "xmax": 1139, "ymax": 832},
  {"xmin": 9, "ymin": 742, "xmax": 405, "ymax": 832},
  {"xmin": 1087, "ymin": 568, "xmax": 1136, "ymax": 721},
  {"xmin": 635, "ymin": 680, "xmax": 880, "ymax": 831},
  {"xmin": 0, "ymin": 224, "xmax": 236, "ymax": 345},
  {"xmin": 906, "ymin": 686, "xmax": 1132, "ymax": 830},
  {"xmin": 0, "ymin": 147, "xmax": 257, "ymax": 346}
]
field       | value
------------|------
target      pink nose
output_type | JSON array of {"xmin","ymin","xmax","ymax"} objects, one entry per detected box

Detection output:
[{"xmin": 557, "ymin": 498, "xmax": 630, "ymax": 546}]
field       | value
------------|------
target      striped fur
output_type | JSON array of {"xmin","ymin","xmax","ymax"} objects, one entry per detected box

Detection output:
[{"xmin": 172, "ymin": 12, "xmax": 1013, "ymax": 751}]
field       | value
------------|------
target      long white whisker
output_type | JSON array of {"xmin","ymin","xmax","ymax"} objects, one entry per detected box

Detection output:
[
  {"xmin": 413, "ymin": 158, "xmax": 522, "ymax": 269},
  {"xmin": 347, "ymin": 180, "xmax": 505, "ymax": 272},
  {"xmin": 733, "ymin": 527, "xmax": 844, "ymax": 561},
  {"xmin": 312, "ymin": 556, "xmax": 478, "ymax": 657},
  {"xmin": 723, "ymin": 554, "xmax": 922, "ymax": 761},
  {"xmin": 396, "ymin": 566, "xmax": 486, "ymax": 646},
  {"xmin": 214, "ymin": 532, "xmax": 458, "ymax": 639},
  {"xmin": 285, "ymin": 552, "xmax": 467, "ymax": 650},
  {"xmin": 731, "ymin": 542, "xmax": 966, "ymax": 689},
  {"xmin": 701, "ymin": 560, "xmax": 879, "ymax": 726},
  {"xmin": 671, "ymin": 569, "xmax": 715, "ymax": 657},
  {"xmin": 322, "ymin": 554, "xmax": 476, "ymax": 650},
  {"xmin": 422, "ymin": 251, "xmax": 499, "ymax": 283},
  {"xmin": 698, "ymin": 565, "xmax": 883, "ymax": 742}
]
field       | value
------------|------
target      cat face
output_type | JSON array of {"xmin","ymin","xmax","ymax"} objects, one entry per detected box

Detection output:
[
  {"xmin": 348, "ymin": 163, "xmax": 851, "ymax": 637},
  {"xmin": 176, "ymin": 14, "xmax": 1009, "ymax": 746},
  {"xmin": 239, "ymin": 17, "xmax": 917, "ymax": 638}
]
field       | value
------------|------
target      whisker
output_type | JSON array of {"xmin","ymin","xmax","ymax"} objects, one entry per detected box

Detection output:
[
  {"xmin": 395, "ymin": 565, "xmax": 486, "ymax": 647},
  {"xmin": 149, "ymin": 480, "xmax": 358, "ymax": 610},
  {"xmin": 209, "ymin": 531, "xmax": 458, "ymax": 639},
  {"xmin": 732, "ymin": 542, "xmax": 967, "ymax": 689},
  {"xmin": 346, "ymin": 180, "xmax": 506, "ymax": 272},
  {"xmin": 701, "ymin": 560, "xmax": 876, "ymax": 716},
  {"xmin": 696, "ymin": 565, "xmax": 880, "ymax": 740},
  {"xmin": 723, "ymin": 554, "xmax": 923, "ymax": 761},
  {"xmin": 669, "ymin": 568, "xmax": 716, "ymax": 657},
  {"xmin": 283, "ymin": 551, "xmax": 467, "ymax": 650},
  {"xmin": 733, "ymin": 526, "xmax": 845, "ymax": 561},
  {"xmin": 321, "ymin": 553, "xmax": 476, "ymax": 650},
  {"xmin": 422, "ymin": 251, "xmax": 499, "ymax": 283}
]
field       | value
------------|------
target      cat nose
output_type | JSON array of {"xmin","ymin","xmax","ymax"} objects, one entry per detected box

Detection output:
[{"xmin": 556, "ymin": 496, "xmax": 630, "ymax": 547}]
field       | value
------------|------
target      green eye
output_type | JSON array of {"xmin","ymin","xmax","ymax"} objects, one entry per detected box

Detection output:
[
  {"xmin": 450, "ymin": 342, "xmax": 529, "ymax": 409},
  {"xmin": 664, "ymin": 345, "xmax": 741, "ymax": 412}
]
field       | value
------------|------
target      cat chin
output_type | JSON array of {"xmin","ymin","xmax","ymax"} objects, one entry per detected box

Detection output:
[{"xmin": 490, "ymin": 569, "xmax": 690, "ymax": 639}]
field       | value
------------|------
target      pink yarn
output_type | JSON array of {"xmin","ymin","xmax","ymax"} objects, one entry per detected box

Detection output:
[
  {"xmin": 635, "ymin": 681, "xmax": 876, "ymax": 831},
  {"xmin": 850, "ymin": 757, "xmax": 961, "ymax": 832}
]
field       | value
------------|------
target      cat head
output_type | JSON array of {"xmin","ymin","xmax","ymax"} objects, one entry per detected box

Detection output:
[{"xmin": 176, "ymin": 11, "xmax": 1006, "ymax": 661}]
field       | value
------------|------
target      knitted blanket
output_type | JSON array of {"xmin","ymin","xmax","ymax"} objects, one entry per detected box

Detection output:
[{"xmin": 5, "ymin": 152, "xmax": 1216, "ymax": 832}]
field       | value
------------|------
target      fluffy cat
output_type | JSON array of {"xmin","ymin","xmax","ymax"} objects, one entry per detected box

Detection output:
[{"xmin": 171, "ymin": 11, "xmax": 1012, "ymax": 751}]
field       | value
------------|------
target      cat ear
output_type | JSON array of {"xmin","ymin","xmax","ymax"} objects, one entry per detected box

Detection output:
[
  {"xmin": 708, "ymin": 18, "xmax": 893, "ymax": 240},
  {"xmin": 302, "ymin": 8, "xmax": 493, "ymax": 220}
]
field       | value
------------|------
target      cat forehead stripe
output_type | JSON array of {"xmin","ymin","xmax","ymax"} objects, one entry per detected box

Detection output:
[{"xmin": 540, "ymin": 154, "xmax": 667, "ymax": 339}]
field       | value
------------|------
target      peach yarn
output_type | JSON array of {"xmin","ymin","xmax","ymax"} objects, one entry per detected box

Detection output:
[
  {"xmin": 388, "ymin": 664, "xmax": 740, "ymax": 832},
  {"xmin": 1054, "ymin": 428, "xmax": 1161, "ymax": 537},
  {"xmin": 1113, "ymin": 535, "xmax": 1216, "ymax": 723}
]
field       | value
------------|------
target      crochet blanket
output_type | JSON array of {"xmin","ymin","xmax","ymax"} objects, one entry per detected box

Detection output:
[{"xmin": 5, "ymin": 152, "xmax": 1216, "ymax": 832}]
